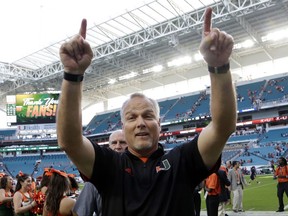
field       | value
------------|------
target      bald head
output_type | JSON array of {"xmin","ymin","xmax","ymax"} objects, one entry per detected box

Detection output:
[
  {"xmin": 226, "ymin": 161, "xmax": 232, "ymax": 169},
  {"xmin": 109, "ymin": 130, "xmax": 127, "ymax": 153}
]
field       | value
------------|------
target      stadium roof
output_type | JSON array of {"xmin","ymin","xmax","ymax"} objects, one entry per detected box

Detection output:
[{"xmin": 0, "ymin": 0, "xmax": 288, "ymax": 113}]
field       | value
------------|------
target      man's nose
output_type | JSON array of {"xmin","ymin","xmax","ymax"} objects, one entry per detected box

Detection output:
[
  {"xmin": 136, "ymin": 116, "xmax": 145, "ymax": 128},
  {"xmin": 115, "ymin": 142, "xmax": 121, "ymax": 148}
]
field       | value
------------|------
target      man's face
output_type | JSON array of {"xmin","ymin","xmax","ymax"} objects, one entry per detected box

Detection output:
[
  {"xmin": 226, "ymin": 161, "xmax": 231, "ymax": 169},
  {"xmin": 122, "ymin": 96, "xmax": 161, "ymax": 156},
  {"xmin": 109, "ymin": 131, "xmax": 127, "ymax": 153},
  {"xmin": 236, "ymin": 162, "xmax": 240, "ymax": 168}
]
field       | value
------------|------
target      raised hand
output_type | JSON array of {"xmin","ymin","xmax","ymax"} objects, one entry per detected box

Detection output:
[
  {"xmin": 199, "ymin": 7, "xmax": 234, "ymax": 67},
  {"xmin": 59, "ymin": 19, "xmax": 93, "ymax": 74}
]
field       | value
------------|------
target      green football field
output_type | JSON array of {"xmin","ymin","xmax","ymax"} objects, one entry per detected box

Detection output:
[
  {"xmin": 78, "ymin": 174, "xmax": 287, "ymax": 212},
  {"xmin": 201, "ymin": 174, "xmax": 288, "ymax": 211}
]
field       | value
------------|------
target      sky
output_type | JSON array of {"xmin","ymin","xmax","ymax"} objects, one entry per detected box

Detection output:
[
  {"xmin": 0, "ymin": 0, "xmax": 152, "ymax": 128},
  {"xmin": 0, "ymin": 0, "xmax": 151, "ymax": 63}
]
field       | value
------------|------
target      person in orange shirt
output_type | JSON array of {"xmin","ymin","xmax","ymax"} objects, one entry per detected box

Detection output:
[
  {"xmin": 274, "ymin": 157, "xmax": 288, "ymax": 212},
  {"xmin": 205, "ymin": 173, "xmax": 221, "ymax": 216}
]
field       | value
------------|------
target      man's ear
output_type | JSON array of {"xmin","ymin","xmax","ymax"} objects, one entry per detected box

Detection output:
[{"xmin": 158, "ymin": 118, "xmax": 161, "ymax": 128}]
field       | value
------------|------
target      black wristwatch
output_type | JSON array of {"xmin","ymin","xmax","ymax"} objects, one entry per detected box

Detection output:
[
  {"xmin": 208, "ymin": 62, "xmax": 230, "ymax": 74},
  {"xmin": 63, "ymin": 72, "xmax": 84, "ymax": 82}
]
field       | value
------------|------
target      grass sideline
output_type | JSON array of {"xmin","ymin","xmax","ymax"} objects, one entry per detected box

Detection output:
[
  {"xmin": 200, "ymin": 174, "xmax": 288, "ymax": 211},
  {"xmin": 78, "ymin": 174, "xmax": 287, "ymax": 211}
]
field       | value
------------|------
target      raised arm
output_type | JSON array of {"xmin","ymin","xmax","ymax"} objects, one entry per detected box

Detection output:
[
  {"xmin": 57, "ymin": 19, "xmax": 95, "ymax": 178},
  {"xmin": 198, "ymin": 8, "xmax": 237, "ymax": 168}
]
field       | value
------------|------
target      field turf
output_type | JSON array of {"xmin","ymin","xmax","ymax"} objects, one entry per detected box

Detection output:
[{"xmin": 201, "ymin": 174, "xmax": 288, "ymax": 211}]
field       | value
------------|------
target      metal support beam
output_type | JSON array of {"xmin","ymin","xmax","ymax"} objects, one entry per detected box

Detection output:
[{"xmin": 0, "ymin": 0, "xmax": 280, "ymax": 111}]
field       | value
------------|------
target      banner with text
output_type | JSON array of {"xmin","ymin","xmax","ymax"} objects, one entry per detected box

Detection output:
[{"xmin": 10, "ymin": 93, "xmax": 59, "ymax": 125}]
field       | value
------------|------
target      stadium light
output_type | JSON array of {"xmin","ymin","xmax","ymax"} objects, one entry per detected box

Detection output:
[
  {"xmin": 119, "ymin": 72, "xmax": 138, "ymax": 81},
  {"xmin": 262, "ymin": 28, "xmax": 288, "ymax": 42},
  {"xmin": 152, "ymin": 65, "xmax": 163, "ymax": 72},
  {"xmin": 143, "ymin": 65, "xmax": 163, "ymax": 74},
  {"xmin": 194, "ymin": 52, "xmax": 203, "ymax": 62},
  {"xmin": 108, "ymin": 78, "xmax": 117, "ymax": 84},
  {"xmin": 234, "ymin": 39, "xmax": 254, "ymax": 49},
  {"xmin": 167, "ymin": 56, "xmax": 192, "ymax": 67}
]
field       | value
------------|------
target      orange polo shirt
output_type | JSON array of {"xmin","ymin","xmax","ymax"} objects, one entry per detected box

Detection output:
[
  {"xmin": 275, "ymin": 165, "xmax": 288, "ymax": 183},
  {"xmin": 205, "ymin": 173, "xmax": 221, "ymax": 196}
]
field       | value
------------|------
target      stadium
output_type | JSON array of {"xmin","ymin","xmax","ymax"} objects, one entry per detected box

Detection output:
[{"xmin": 0, "ymin": 0, "xmax": 288, "ymax": 215}]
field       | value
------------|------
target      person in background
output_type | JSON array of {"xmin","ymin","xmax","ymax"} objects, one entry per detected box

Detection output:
[
  {"xmin": 225, "ymin": 161, "xmax": 232, "ymax": 205},
  {"xmin": 57, "ymin": 7, "xmax": 236, "ymax": 216},
  {"xmin": 30, "ymin": 178, "xmax": 36, "ymax": 194},
  {"xmin": 108, "ymin": 130, "xmax": 128, "ymax": 153},
  {"xmin": 0, "ymin": 173, "xmax": 5, "ymax": 188},
  {"xmin": 249, "ymin": 166, "xmax": 260, "ymax": 184},
  {"xmin": 39, "ymin": 168, "xmax": 51, "ymax": 196},
  {"xmin": 225, "ymin": 161, "xmax": 232, "ymax": 171},
  {"xmin": 67, "ymin": 174, "xmax": 79, "ymax": 198},
  {"xmin": 13, "ymin": 172, "xmax": 37, "ymax": 216},
  {"xmin": 228, "ymin": 161, "xmax": 247, "ymax": 213},
  {"xmin": 43, "ymin": 169, "xmax": 76, "ymax": 216},
  {"xmin": 73, "ymin": 129, "xmax": 127, "ymax": 216},
  {"xmin": 218, "ymin": 166, "xmax": 231, "ymax": 216},
  {"xmin": 192, "ymin": 181, "xmax": 204, "ymax": 216},
  {"xmin": 0, "ymin": 174, "xmax": 14, "ymax": 216},
  {"xmin": 32, "ymin": 168, "xmax": 52, "ymax": 215},
  {"xmin": 205, "ymin": 173, "xmax": 221, "ymax": 216},
  {"xmin": 274, "ymin": 157, "xmax": 288, "ymax": 212}
]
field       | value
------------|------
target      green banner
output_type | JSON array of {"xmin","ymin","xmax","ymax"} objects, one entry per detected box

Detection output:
[{"xmin": 15, "ymin": 93, "xmax": 59, "ymax": 125}]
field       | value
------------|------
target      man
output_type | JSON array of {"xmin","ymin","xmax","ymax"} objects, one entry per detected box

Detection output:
[
  {"xmin": 205, "ymin": 172, "xmax": 221, "ymax": 216},
  {"xmin": 226, "ymin": 161, "xmax": 232, "ymax": 171},
  {"xmin": 274, "ymin": 157, "xmax": 288, "ymax": 212},
  {"xmin": 192, "ymin": 181, "xmax": 204, "ymax": 216},
  {"xmin": 218, "ymin": 166, "xmax": 231, "ymax": 216},
  {"xmin": 73, "ymin": 130, "xmax": 127, "ymax": 216},
  {"xmin": 228, "ymin": 161, "xmax": 247, "ymax": 213},
  {"xmin": 225, "ymin": 161, "xmax": 232, "ymax": 205},
  {"xmin": 249, "ymin": 165, "xmax": 260, "ymax": 184},
  {"xmin": 57, "ymin": 7, "xmax": 236, "ymax": 216},
  {"xmin": 107, "ymin": 130, "xmax": 128, "ymax": 153}
]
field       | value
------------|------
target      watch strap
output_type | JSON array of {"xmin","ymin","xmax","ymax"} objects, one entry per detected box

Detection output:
[
  {"xmin": 63, "ymin": 72, "xmax": 84, "ymax": 82},
  {"xmin": 208, "ymin": 63, "xmax": 230, "ymax": 74}
]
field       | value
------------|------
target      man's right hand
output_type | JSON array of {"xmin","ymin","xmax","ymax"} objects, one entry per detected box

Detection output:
[{"xmin": 59, "ymin": 19, "xmax": 93, "ymax": 75}]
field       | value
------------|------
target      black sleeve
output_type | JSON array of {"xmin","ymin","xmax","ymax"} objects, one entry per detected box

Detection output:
[
  {"xmin": 218, "ymin": 170, "xmax": 231, "ymax": 186},
  {"xmin": 179, "ymin": 135, "xmax": 221, "ymax": 188},
  {"xmin": 89, "ymin": 141, "xmax": 120, "ymax": 193}
]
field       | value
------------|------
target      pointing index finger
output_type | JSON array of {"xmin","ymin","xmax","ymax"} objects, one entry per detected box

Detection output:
[
  {"xmin": 203, "ymin": 7, "xmax": 212, "ymax": 37},
  {"xmin": 79, "ymin": 19, "xmax": 87, "ymax": 39}
]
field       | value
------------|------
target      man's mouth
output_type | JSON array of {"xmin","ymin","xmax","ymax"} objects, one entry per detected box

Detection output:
[{"xmin": 136, "ymin": 132, "xmax": 149, "ymax": 136}]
